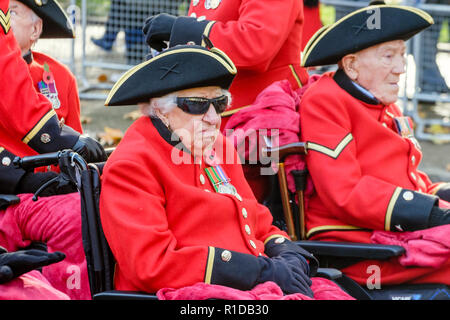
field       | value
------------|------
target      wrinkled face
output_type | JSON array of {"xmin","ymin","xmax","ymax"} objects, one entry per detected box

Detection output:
[
  {"xmin": 344, "ymin": 40, "xmax": 406, "ymax": 105},
  {"xmin": 163, "ymin": 86, "xmax": 224, "ymax": 158},
  {"xmin": 10, "ymin": 0, "xmax": 42, "ymax": 55}
]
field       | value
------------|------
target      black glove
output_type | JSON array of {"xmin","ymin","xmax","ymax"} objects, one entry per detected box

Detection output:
[
  {"xmin": 17, "ymin": 171, "xmax": 76, "ymax": 197},
  {"xmin": 142, "ymin": 13, "xmax": 177, "ymax": 51},
  {"xmin": 72, "ymin": 135, "xmax": 107, "ymax": 163},
  {"xmin": 265, "ymin": 237, "xmax": 318, "ymax": 276},
  {"xmin": 428, "ymin": 206, "xmax": 450, "ymax": 228},
  {"xmin": 257, "ymin": 254, "xmax": 313, "ymax": 297},
  {"xmin": 0, "ymin": 249, "xmax": 65, "ymax": 284},
  {"xmin": 435, "ymin": 183, "xmax": 450, "ymax": 202}
]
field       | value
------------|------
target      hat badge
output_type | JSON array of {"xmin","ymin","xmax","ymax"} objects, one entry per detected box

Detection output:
[{"xmin": 34, "ymin": 0, "xmax": 48, "ymax": 6}]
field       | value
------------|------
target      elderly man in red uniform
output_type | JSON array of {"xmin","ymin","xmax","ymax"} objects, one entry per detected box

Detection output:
[
  {"xmin": 0, "ymin": 0, "xmax": 105, "ymax": 162},
  {"xmin": 300, "ymin": 2, "xmax": 450, "ymax": 289},
  {"xmin": 100, "ymin": 43, "xmax": 317, "ymax": 296},
  {"xmin": 11, "ymin": 0, "xmax": 82, "ymax": 134},
  {"xmin": 0, "ymin": 0, "xmax": 85, "ymax": 195}
]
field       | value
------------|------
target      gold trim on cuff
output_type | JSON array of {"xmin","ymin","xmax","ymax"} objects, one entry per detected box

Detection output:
[
  {"xmin": 22, "ymin": 109, "xmax": 57, "ymax": 144},
  {"xmin": 385, "ymin": 187, "xmax": 402, "ymax": 231},
  {"xmin": 204, "ymin": 246, "xmax": 215, "ymax": 284}
]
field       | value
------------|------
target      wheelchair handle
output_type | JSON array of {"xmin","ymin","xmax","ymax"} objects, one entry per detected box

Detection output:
[
  {"xmin": 13, "ymin": 151, "xmax": 62, "ymax": 170},
  {"xmin": 13, "ymin": 149, "xmax": 89, "ymax": 171}
]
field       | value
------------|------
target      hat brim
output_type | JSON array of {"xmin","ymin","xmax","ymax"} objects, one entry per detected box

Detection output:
[
  {"xmin": 105, "ymin": 45, "xmax": 237, "ymax": 106},
  {"xmin": 301, "ymin": 4, "xmax": 433, "ymax": 67},
  {"xmin": 18, "ymin": 0, "xmax": 74, "ymax": 38}
]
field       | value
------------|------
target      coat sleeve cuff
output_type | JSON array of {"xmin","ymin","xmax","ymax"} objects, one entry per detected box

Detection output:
[
  {"xmin": 23, "ymin": 110, "xmax": 80, "ymax": 154},
  {"xmin": 0, "ymin": 147, "xmax": 26, "ymax": 194},
  {"xmin": 386, "ymin": 187, "xmax": 438, "ymax": 232},
  {"xmin": 204, "ymin": 247, "xmax": 260, "ymax": 291},
  {"xmin": 170, "ymin": 16, "xmax": 214, "ymax": 47}
]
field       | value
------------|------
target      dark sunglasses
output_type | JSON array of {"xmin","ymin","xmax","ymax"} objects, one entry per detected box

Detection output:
[{"xmin": 176, "ymin": 95, "xmax": 229, "ymax": 115}]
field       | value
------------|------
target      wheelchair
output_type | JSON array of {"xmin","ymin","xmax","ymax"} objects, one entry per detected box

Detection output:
[{"xmin": 261, "ymin": 141, "xmax": 450, "ymax": 300}]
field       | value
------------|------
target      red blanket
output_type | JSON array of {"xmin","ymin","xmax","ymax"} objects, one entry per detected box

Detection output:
[
  {"xmin": 157, "ymin": 278, "xmax": 355, "ymax": 300},
  {"xmin": 371, "ymin": 223, "xmax": 450, "ymax": 269},
  {"xmin": 0, "ymin": 193, "xmax": 90, "ymax": 300},
  {"xmin": 0, "ymin": 270, "xmax": 69, "ymax": 300}
]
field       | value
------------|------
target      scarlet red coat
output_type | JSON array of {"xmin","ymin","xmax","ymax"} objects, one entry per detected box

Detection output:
[
  {"xmin": 99, "ymin": 116, "xmax": 288, "ymax": 292},
  {"xmin": 300, "ymin": 71, "xmax": 450, "ymax": 285},
  {"xmin": 0, "ymin": 0, "xmax": 79, "ymax": 157}
]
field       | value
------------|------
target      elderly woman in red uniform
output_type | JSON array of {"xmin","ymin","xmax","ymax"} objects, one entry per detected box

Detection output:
[
  {"xmin": 100, "ymin": 44, "xmax": 315, "ymax": 296},
  {"xmin": 300, "ymin": 2, "xmax": 450, "ymax": 288}
]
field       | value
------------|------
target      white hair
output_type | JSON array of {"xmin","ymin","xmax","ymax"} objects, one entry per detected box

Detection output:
[{"xmin": 140, "ymin": 88, "xmax": 232, "ymax": 118}]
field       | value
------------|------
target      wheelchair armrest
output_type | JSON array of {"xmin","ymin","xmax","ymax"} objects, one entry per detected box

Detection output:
[
  {"xmin": 316, "ymin": 267, "xmax": 342, "ymax": 280},
  {"xmin": 93, "ymin": 290, "xmax": 158, "ymax": 300},
  {"xmin": 0, "ymin": 194, "xmax": 20, "ymax": 210},
  {"xmin": 295, "ymin": 240, "xmax": 405, "ymax": 260}
]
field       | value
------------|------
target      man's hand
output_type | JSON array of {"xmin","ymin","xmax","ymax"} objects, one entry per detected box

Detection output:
[
  {"xmin": 142, "ymin": 13, "xmax": 177, "ymax": 51},
  {"xmin": 72, "ymin": 135, "xmax": 107, "ymax": 163},
  {"xmin": 0, "ymin": 249, "xmax": 65, "ymax": 284}
]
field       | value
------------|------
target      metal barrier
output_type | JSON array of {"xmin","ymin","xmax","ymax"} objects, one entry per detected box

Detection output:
[
  {"xmin": 77, "ymin": 0, "xmax": 188, "ymax": 100},
  {"xmin": 320, "ymin": 0, "xmax": 449, "ymax": 141},
  {"xmin": 408, "ymin": 2, "xmax": 449, "ymax": 141},
  {"xmin": 33, "ymin": 0, "xmax": 77, "ymax": 73}
]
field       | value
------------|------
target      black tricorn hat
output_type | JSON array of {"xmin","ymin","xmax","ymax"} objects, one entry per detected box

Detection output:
[
  {"xmin": 105, "ymin": 44, "xmax": 237, "ymax": 106},
  {"xmin": 301, "ymin": 3, "xmax": 433, "ymax": 67},
  {"xmin": 17, "ymin": 0, "xmax": 74, "ymax": 38}
]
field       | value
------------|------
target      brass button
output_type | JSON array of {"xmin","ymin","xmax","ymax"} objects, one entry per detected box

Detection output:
[
  {"xmin": 249, "ymin": 240, "xmax": 256, "ymax": 249},
  {"xmin": 403, "ymin": 191, "xmax": 414, "ymax": 201},
  {"xmin": 40, "ymin": 133, "xmax": 51, "ymax": 144},
  {"xmin": 235, "ymin": 194, "xmax": 242, "ymax": 201},
  {"xmin": 242, "ymin": 208, "xmax": 248, "ymax": 219},
  {"xmin": 410, "ymin": 172, "xmax": 416, "ymax": 181},
  {"xmin": 275, "ymin": 237, "xmax": 286, "ymax": 244},
  {"xmin": 411, "ymin": 156, "xmax": 416, "ymax": 165},
  {"xmin": 221, "ymin": 250, "xmax": 232, "ymax": 262},
  {"xmin": 199, "ymin": 174, "xmax": 206, "ymax": 185},
  {"xmin": 244, "ymin": 225, "xmax": 251, "ymax": 235},
  {"xmin": 1, "ymin": 157, "xmax": 11, "ymax": 166}
]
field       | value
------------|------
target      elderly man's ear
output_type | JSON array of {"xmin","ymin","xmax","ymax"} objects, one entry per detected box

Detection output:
[
  {"xmin": 30, "ymin": 19, "xmax": 43, "ymax": 43},
  {"xmin": 340, "ymin": 54, "xmax": 359, "ymax": 81}
]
